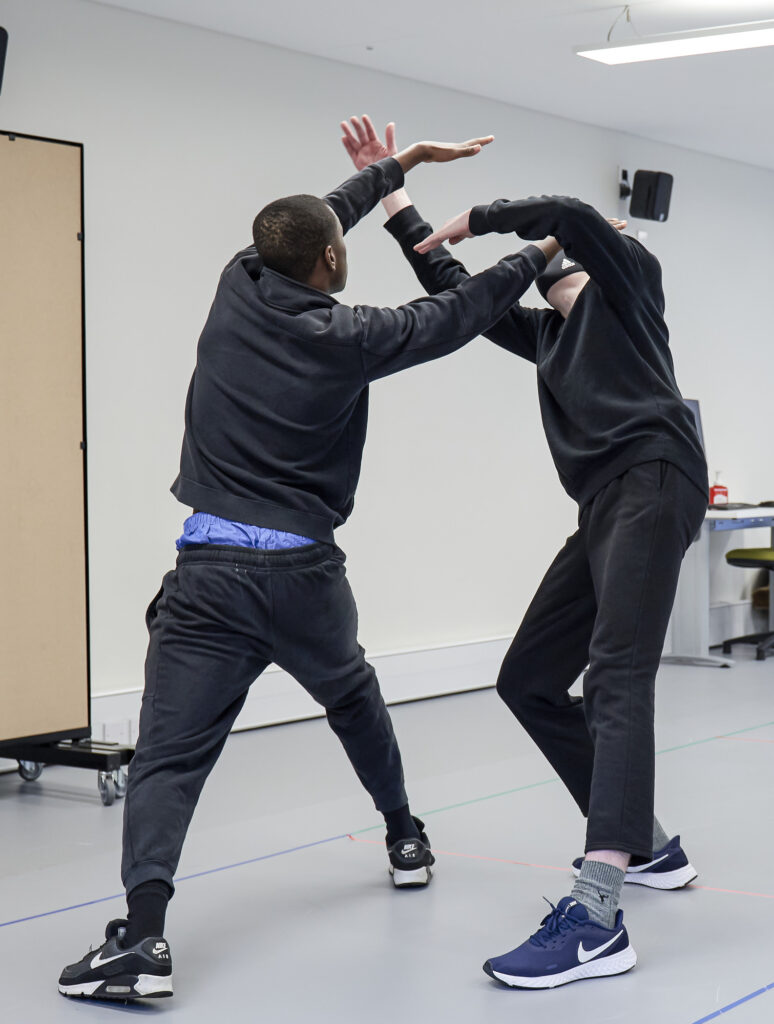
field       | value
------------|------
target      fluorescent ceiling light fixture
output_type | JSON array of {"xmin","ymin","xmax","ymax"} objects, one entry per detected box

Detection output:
[{"xmin": 576, "ymin": 19, "xmax": 774, "ymax": 65}]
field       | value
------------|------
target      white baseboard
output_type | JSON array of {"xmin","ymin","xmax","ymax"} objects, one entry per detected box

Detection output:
[{"xmin": 89, "ymin": 637, "xmax": 511, "ymax": 745}]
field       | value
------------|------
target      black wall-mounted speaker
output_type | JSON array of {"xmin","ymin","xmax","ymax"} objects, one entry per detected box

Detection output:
[
  {"xmin": 630, "ymin": 170, "xmax": 673, "ymax": 222},
  {"xmin": 0, "ymin": 28, "xmax": 7, "ymax": 95}
]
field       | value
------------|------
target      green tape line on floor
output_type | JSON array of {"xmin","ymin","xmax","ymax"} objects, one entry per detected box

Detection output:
[{"xmin": 351, "ymin": 718, "xmax": 774, "ymax": 835}]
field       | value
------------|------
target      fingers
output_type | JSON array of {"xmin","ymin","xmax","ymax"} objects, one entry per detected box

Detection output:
[
  {"xmin": 362, "ymin": 114, "xmax": 378, "ymax": 141},
  {"xmin": 463, "ymin": 135, "xmax": 495, "ymax": 149},
  {"xmin": 385, "ymin": 122, "xmax": 397, "ymax": 154},
  {"xmin": 413, "ymin": 232, "xmax": 444, "ymax": 254},
  {"xmin": 340, "ymin": 120, "xmax": 359, "ymax": 148},
  {"xmin": 341, "ymin": 135, "xmax": 358, "ymax": 161},
  {"xmin": 350, "ymin": 115, "xmax": 368, "ymax": 146},
  {"xmin": 426, "ymin": 139, "xmax": 492, "ymax": 162}
]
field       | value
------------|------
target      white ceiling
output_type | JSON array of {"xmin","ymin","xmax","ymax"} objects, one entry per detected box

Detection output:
[{"xmin": 88, "ymin": 0, "xmax": 774, "ymax": 170}]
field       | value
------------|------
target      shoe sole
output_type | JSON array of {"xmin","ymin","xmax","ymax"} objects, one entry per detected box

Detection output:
[
  {"xmin": 571, "ymin": 862, "xmax": 697, "ymax": 890},
  {"xmin": 484, "ymin": 945, "xmax": 637, "ymax": 989},
  {"xmin": 59, "ymin": 974, "xmax": 173, "ymax": 1000},
  {"xmin": 389, "ymin": 865, "xmax": 432, "ymax": 887}
]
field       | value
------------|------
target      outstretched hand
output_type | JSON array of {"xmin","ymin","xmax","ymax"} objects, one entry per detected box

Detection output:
[
  {"xmin": 413, "ymin": 209, "xmax": 473, "ymax": 253},
  {"xmin": 341, "ymin": 113, "xmax": 494, "ymax": 175},
  {"xmin": 417, "ymin": 138, "xmax": 494, "ymax": 163}
]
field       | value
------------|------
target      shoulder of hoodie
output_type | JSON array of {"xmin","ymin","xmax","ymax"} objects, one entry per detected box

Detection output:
[
  {"xmin": 621, "ymin": 233, "xmax": 662, "ymax": 278},
  {"xmin": 217, "ymin": 245, "xmax": 365, "ymax": 347}
]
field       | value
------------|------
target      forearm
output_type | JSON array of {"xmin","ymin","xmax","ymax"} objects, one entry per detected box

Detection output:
[
  {"xmin": 362, "ymin": 246, "xmax": 545, "ymax": 380},
  {"xmin": 324, "ymin": 158, "xmax": 405, "ymax": 235},
  {"xmin": 384, "ymin": 204, "xmax": 544, "ymax": 360},
  {"xmin": 385, "ymin": 204, "xmax": 472, "ymax": 295},
  {"xmin": 531, "ymin": 236, "xmax": 561, "ymax": 264},
  {"xmin": 382, "ymin": 187, "xmax": 413, "ymax": 220},
  {"xmin": 469, "ymin": 195, "xmax": 629, "ymax": 282}
]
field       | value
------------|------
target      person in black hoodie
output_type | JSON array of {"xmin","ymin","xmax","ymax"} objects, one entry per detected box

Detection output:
[
  {"xmin": 58, "ymin": 124, "xmax": 558, "ymax": 1003},
  {"xmin": 343, "ymin": 117, "xmax": 708, "ymax": 990}
]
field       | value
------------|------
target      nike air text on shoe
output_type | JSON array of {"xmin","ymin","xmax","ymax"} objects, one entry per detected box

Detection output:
[
  {"xmin": 571, "ymin": 836, "xmax": 697, "ymax": 890},
  {"xmin": 483, "ymin": 896, "xmax": 637, "ymax": 989},
  {"xmin": 387, "ymin": 816, "xmax": 435, "ymax": 887},
  {"xmin": 58, "ymin": 919, "xmax": 173, "ymax": 1000}
]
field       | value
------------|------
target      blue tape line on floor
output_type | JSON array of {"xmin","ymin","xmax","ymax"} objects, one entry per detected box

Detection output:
[
  {"xmin": 0, "ymin": 833, "xmax": 348, "ymax": 930},
  {"xmin": 690, "ymin": 981, "xmax": 774, "ymax": 1023},
  {"xmin": 2, "ymin": 716, "xmax": 771, "ymax": 932}
]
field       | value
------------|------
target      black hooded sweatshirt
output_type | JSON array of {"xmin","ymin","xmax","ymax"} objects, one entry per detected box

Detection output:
[
  {"xmin": 171, "ymin": 159, "xmax": 547, "ymax": 542},
  {"xmin": 385, "ymin": 197, "xmax": 708, "ymax": 509}
]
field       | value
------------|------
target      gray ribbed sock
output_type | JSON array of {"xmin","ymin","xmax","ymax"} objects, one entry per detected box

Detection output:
[
  {"xmin": 571, "ymin": 859, "xmax": 625, "ymax": 929},
  {"xmin": 652, "ymin": 816, "xmax": 670, "ymax": 854}
]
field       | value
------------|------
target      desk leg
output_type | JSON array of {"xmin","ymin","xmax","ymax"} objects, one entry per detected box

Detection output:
[
  {"xmin": 661, "ymin": 521, "xmax": 734, "ymax": 668},
  {"xmin": 770, "ymin": 527, "xmax": 774, "ymax": 633}
]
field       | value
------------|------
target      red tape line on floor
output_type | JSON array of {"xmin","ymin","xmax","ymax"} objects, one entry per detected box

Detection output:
[{"xmin": 348, "ymin": 836, "xmax": 774, "ymax": 898}]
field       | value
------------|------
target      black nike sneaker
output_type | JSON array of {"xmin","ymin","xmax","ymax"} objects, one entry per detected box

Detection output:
[
  {"xmin": 58, "ymin": 919, "xmax": 173, "ymax": 1000},
  {"xmin": 387, "ymin": 816, "xmax": 435, "ymax": 887}
]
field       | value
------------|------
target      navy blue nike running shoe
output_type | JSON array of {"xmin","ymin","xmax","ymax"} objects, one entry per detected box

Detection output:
[
  {"xmin": 572, "ymin": 835, "xmax": 697, "ymax": 890},
  {"xmin": 483, "ymin": 896, "xmax": 637, "ymax": 989}
]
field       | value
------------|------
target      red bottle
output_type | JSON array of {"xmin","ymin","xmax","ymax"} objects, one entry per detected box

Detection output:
[{"xmin": 710, "ymin": 472, "xmax": 728, "ymax": 505}]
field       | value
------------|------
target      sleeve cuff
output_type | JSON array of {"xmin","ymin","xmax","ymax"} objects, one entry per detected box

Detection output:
[
  {"xmin": 520, "ymin": 244, "xmax": 548, "ymax": 275},
  {"xmin": 469, "ymin": 204, "xmax": 491, "ymax": 236},
  {"xmin": 378, "ymin": 156, "xmax": 405, "ymax": 193},
  {"xmin": 383, "ymin": 204, "xmax": 425, "ymax": 238}
]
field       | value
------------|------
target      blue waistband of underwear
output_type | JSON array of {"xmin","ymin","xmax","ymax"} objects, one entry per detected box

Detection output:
[{"xmin": 176, "ymin": 512, "xmax": 315, "ymax": 551}]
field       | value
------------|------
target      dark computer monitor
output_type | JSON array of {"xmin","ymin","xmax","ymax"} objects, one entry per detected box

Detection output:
[{"xmin": 684, "ymin": 399, "xmax": 705, "ymax": 454}]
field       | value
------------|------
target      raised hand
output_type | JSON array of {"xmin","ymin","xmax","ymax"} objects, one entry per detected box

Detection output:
[
  {"xmin": 607, "ymin": 217, "xmax": 627, "ymax": 232},
  {"xmin": 413, "ymin": 209, "xmax": 473, "ymax": 253},
  {"xmin": 341, "ymin": 115, "xmax": 397, "ymax": 171}
]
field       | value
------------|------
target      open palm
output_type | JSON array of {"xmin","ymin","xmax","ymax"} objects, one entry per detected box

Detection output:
[{"xmin": 341, "ymin": 115, "xmax": 397, "ymax": 171}]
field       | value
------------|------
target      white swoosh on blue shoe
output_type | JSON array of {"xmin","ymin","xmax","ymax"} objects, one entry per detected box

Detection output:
[
  {"xmin": 627, "ymin": 853, "xmax": 669, "ymax": 873},
  {"xmin": 577, "ymin": 931, "xmax": 623, "ymax": 964}
]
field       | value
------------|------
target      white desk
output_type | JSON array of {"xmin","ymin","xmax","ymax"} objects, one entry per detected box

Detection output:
[{"xmin": 663, "ymin": 507, "xmax": 774, "ymax": 668}]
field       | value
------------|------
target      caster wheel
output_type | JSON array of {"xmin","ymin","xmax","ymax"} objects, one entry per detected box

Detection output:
[
  {"xmin": 114, "ymin": 767, "xmax": 128, "ymax": 798},
  {"xmin": 98, "ymin": 771, "xmax": 116, "ymax": 806},
  {"xmin": 18, "ymin": 760, "xmax": 43, "ymax": 782}
]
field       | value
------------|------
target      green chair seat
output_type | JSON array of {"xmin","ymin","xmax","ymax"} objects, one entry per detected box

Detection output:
[{"xmin": 726, "ymin": 548, "xmax": 774, "ymax": 570}]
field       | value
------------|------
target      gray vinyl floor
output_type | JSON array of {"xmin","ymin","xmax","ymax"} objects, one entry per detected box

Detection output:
[{"xmin": 1, "ymin": 650, "xmax": 772, "ymax": 1024}]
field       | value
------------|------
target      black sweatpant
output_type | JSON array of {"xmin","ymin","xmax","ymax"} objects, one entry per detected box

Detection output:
[
  {"xmin": 121, "ymin": 543, "xmax": 408, "ymax": 895},
  {"xmin": 496, "ymin": 461, "xmax": 707, "ymax": 859}
]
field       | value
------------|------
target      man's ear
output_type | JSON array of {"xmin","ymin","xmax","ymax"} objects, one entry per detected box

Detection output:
[{"xmin": 325, "ymin": 245, "xmax": 336, "ymax": 272}]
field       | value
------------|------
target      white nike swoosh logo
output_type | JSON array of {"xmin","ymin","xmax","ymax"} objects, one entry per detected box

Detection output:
[
  {"xmin": 90, "ymin": 949, "xmax": 131, "ymax": 970},
  {"xmin": 627, "ymin": 853, "xmax": 669, "ymax": 873},
  {"xmin": 577, "ymin": 931, "xmax": 623, "ymax": 964}
]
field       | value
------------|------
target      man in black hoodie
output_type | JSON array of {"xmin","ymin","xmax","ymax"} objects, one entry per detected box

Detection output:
[
  {"xmin": 343, "ymin": 117, "xmax": 708, "ymax": 990},
  {"xmin": 58, "ymin": 126, "xmax": 558, "ymax": 1003}
]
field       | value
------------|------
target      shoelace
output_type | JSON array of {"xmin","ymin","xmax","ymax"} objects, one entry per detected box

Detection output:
[
  {"xmin": 82, "ymin": 924, "xmax": 127, "ymax": 960},
  {"xmin": 528, "ymin": 898, "xmax": 582, "ymax": 949}
]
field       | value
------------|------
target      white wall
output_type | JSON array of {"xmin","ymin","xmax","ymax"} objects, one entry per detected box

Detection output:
[{"xmin": 1, "ymin": 0, "xmax": 772, "ymax": 699}]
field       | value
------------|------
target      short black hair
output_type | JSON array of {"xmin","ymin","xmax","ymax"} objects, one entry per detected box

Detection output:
[{"xmin": 252, "ymin": 194, "xmax": 338, "ymax": 283}]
